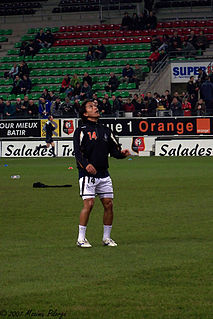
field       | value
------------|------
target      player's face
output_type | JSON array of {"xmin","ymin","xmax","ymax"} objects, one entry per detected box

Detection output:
[{"xmin": 84, "ymin": 102, "xmax": 100, "ymax": 121}]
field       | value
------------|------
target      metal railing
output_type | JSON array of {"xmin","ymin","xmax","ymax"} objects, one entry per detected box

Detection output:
[{"xmin": 155, "ymin": 0, "xmax": 213, "ymax": 11}]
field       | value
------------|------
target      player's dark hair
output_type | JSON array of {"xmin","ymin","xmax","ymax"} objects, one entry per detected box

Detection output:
[
  {"xmin": 48, "ymin": 115, "xmax": 52, "ymax": 120},
  {"xmin": 79, "ymin": 100, "xmax": 90, "ymax": 122}
]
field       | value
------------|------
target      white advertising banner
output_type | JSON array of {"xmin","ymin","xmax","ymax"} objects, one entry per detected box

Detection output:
[
  {"xmin": 58, "ymin": 141, "xmax": 74, "ymax": 157},
  {"xmin": 171, "ymin": 61, "xmax": 210, "ymax": 83},
  {"xmin": 155, "ymin": 139, "xmax": 213, "ymax": 156},
  {"xmin": 61, "ymin": 119, "xmax": 76, "ymax": 138},
  {"xmin": 2, "ymin": 141, "xmax": 57, "ymax": 157}
]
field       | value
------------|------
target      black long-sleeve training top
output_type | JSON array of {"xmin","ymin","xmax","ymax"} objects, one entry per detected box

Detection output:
[{"xmin": 73, "ymin": 119, "xmax": 125, "ymax": 178}]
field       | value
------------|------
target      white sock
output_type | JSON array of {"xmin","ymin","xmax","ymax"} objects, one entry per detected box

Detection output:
[
  {"xmin": 78, "ymin": 225, "xmax": 87, "ymax": 242},
  {"xmin": 103, "ymin": 225, "xmax": 112, "ymax": 241}
]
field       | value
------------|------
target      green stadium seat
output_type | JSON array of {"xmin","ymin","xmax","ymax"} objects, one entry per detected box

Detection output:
[
  {"xmin": 0, "ymin": 36, "xmax": 8, "ymax": 42},
  {"xmin": 127, "ymin": 83, "xmax": 136, "ymax": 89},
  {"xmin": 4, "ymin": 29, "xmax": 12, "ymax": 35},
  {"xmin": 14, "ymin": 42, "xmax": 21, "ymax": 48}
]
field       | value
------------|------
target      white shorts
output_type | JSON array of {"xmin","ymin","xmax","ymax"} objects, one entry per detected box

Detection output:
[{"xmin": 79, "ymin": 176, "xmax": 114, "ymax": 200}]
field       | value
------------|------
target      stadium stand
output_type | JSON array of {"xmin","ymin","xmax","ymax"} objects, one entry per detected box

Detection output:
[
  {"xmin": 52, "ymin": 0, "xmax": 140, "ymax": 14},
  {"xmin": 0, "ymin": 0, "xmax": 47, "ymax": 16},
  {"xmin": 155, "ymin": 0, "xmax": 212, "ymax": 9}
]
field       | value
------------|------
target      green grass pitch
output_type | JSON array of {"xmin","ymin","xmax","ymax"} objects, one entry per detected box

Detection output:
[{"xmin": 0, "ymin": 157, "xmax": 212, "ymax": 319}]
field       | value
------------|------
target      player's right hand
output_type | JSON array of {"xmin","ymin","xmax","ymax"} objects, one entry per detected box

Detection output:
[{"xmin": 86, "ymin": 164, "xmax": 97, "ymax": 175}]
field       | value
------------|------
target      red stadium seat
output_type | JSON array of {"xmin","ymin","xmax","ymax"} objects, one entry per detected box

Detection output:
[
  {"xmin": 67, "ymin": 26, "xmax": 75, "ymax": 32},
  {"xmin": 189, "ymin": 20, "xmax": 198, "ymax": 27},
  {"xmin": 91, "ymin": 25, "xmax": 99, "ymax": 31},
  {"xmin": 82, "ymin": 25, "xmax": 90, "ymax": 31},
  {"xmin": 59, "ymin": 26, "xmax": 67, "ymax": 32}
]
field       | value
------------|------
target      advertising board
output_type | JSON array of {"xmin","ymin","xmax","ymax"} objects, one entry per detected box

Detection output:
[
  {"xmin": 155, "ymin": 138, "xmax": 213, "ymax": 156},
  {"xmin": 171, "ymin": 61, "xmax": 210, "ymax": 83}
]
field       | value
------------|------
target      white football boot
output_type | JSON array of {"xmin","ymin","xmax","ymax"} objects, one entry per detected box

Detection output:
[
  {"xmin": 103, "ymin": 238, "xmax": 118, "ymax": 247},
  {"xmin": 77, "ymin": 238, "xmax": 92, "ymax": 248}
]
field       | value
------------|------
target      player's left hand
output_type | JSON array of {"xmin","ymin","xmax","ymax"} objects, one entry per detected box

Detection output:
[{"xmin": 121, "ymin": 149, "xmax": 130, "ymax": 157}]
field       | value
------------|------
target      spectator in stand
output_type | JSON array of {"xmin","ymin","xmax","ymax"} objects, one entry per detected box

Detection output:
[
  {"xmin": 112, "ymin": 94, "xmax": 121, "ymax": 117},
  {"xmin": 80, "ymin": 81, "xmax": 92, "ymax": 100},
  {"xmin": 165, "ymin": 89, "xmax": 172, "ymax": 106},
  {"xmin": 131, "ymin": 13, "xmax": 139, "ymax": 30},
  {"xmin": 19, "ymin": 61, "xmax": 30, "ymax": 79},
  {"xmin": 187, "ymin": 30, "xmax": 197, "ymax": 49},
  {"xmin": 195, "ymin": 98, "xmax": 206, "ymax": 116},
  {"xmin": 28, "ymin": 99, "xmax": 38, "ymax": 118},
  {"xmin": 94, "ymin": 42, "xmax": 107, "ymax": 60},
  {"xmin": 169, "ymin": 40, "xmax": 182, "ymax": 57},
  {"xmin": 170, "ymin": 31, "xmax": 182, "ymax": 49},
  {"xmin": 132, "ymin": 95, "xmax": 145, "ymax": 117},
  {"xmin": 11, "ymin": 75, "xmax": 22, "ymax": 95},
  {"xmin": 144, "ymin": 92, "xmax": 157, "ymax": 116},
  {"xmin": 25, "ymin": 40, "xmax": 39, "ymax": 57},
  {"xmin": 158, "ymin": 48, "xmax": 167, "ymax": 65},
  {"xmin": 197, "ymin": 68, "xmax": 207, "ymax": 86},
  {"xmin": 20, "ymin": 75, "xmax": 32, "ymax": 95},
  {"xmin": 73, "ymin": 82, "xmax": 81, "ymax": 100},
  {"xmin": 39, "ymin": 97, "xmax": 51, "ymax": 118},
  {"xmin": 83, "ymin": 72, "xmax": 92, "ymax": 88},
  {"xmin": 180, "ymin": 91, "xmax": 187, "ymax": 103},
  {"xmin": 138, "ymin": 12, "xmax": 147, "ymax": 30},
  {"xmin": 145, "ymin": 0, "xmax": 154, "ymax": 12},
  {"xmin": 159, "ymin": 34, "xmax": 170, "ymax": 52},
  {"xmin": 61, "ymin": 96, "xmax": 77, "ymax": 117},
  {"xmin": 122, "ymin": 64, "xmax": 134, "ymax": 83},
  {"xmin": 133, "ymin": 64, "xmax": 144, "ymax": 88},
  {"xmin": 182, "ymin": 97, "xmax": 192, "ymax": 116},
  {"xmin": 170, "ymin": 97, "xmax": 183, "ymax": 116},
  {"xmin": 4, "ymin": 100, "xmax": 16, "ymax": 119},
  {"xmin": 51, "ymin": 96, "xmax": 62, "ymax": 118},
  {"xmin": 101, "ymin": 98, "xmax": 112, "ymax": 117},
  {"xmin": 35, "ymin": 28, "xmax": 46, "ymax": 49},
  {"xmin": 0, "ymin": 98, "xmax": 5, "ymax": 119},
  {"xmin": 200, "ymin": 77, "xmax": 213, "ymax": 115},
  {"xmin": 188, "ymin": 93, "xmax": 197, "ymax": 115},
  {"xmin": 146, "ymin": 11, "xmax": 157, "ymax": 30},
  {"xmin": 148, "ymin": 49, "xmax": 160, "ymax": 72},
  {"xmin": 151, "ymin": 35, "xmax": 162, "ymax": 51},
  {"xmin": 41, "ymin": 88, "xmax": 51, "ymax": 101},
  {"xmin": 187, "ymin": 76, "xmax": 199, "ymax": 99},
  {"xmin": 124, "ymin": 97, "xmax": 135, "ymax": 113},
  {"xmin": 105, "ymin": 72, "xmax": 120, "ymax": 92},
  {"xmin": 86, "ymin": 44, "xmax": 95, "ymax": 61},
  {"xmin": 44, "ymin": 29, "xmax": 55, "ymax": 48},
  {"xmin": 60, "ymin": 74, "xmax": 70, "ymax": 93},
  {"xmin": 173, "ymin": 91, "xmax": 182, "ymax": 102},
  {"xmin": 121, "ymin": 12, "xmax": 132, "ymax": 31},
  {"xmin": 23, "ymin": 95, "xmax": 29, "ymax": 113},
  {"xmin": 73, "ymin": 99, "xmax": 81, "ymax": 117},
  {"xmin": 19, "ymin": 41, "xmax": 28, "ymax": 57},
  {"xmin": 5, "ymin": 63, "xmax": 19, "ymax": 80},
  {"xmin": 196, "ymin": 30, "xmax": 207, "ymax": 54},
  {"xmin": 71, "ymin": 73, "xmax": 80, "ymax": 88},
  {"xmin": 85, "ymin": 49, "xmax": 94, "ymax": 61},
  {"xmin": 65, "ymin": 84, "xmax": 73, "ymax": 99},
  {"xmin": 182, "ymin": 40, "xmax": 196, "ymax": 58},
  {"xmin": 160, "ymin": 95, "xmax": 170, "ymax": 110},
  {"xmin": 49, "ymin": 90, "xmax": 57, "ymax": 102},
  {"xmin": 15, "ymin": 97, "xmax": 25, "ymax": 118}
]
